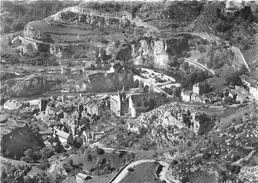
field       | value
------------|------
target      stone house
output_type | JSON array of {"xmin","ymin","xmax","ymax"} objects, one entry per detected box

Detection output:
[
  {"xmin": 181, "ymin": 90, "xmax": 192, "ymax": 102},
  {"xmin": 192, "ymin": 81, "xmax": 210, "ymax": 95},
  {"xmin": 240, "ymin": 74, "xmax": 258, "ymax": 101},
  {"xmin": 110, "ymin": 91, "xmax": 167, "ymax": 117}
]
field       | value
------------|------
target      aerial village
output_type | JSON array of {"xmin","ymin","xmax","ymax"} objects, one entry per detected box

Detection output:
[
  {"xmin": 1, "ymin": 51, "xmax": 258, "ymax": 182},
  {"xmin": 1, "ymin": 0, "xmax": 258, "ymax": 183}
]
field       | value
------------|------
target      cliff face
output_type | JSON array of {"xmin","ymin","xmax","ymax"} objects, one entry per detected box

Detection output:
[
  {"xmin": 129, "ymin": 36, "xmax": 189, "ymax": 69},
  {"xmin": 21, "ymin": 1, "xmax": 255, "ymax": 71},
  {"xmin": 22, "ymin": 1, "xmax": 201, "ymax": 61}
]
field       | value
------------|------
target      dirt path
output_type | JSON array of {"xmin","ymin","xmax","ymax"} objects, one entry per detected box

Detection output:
[{"xmin": 185, "ymin": 57, "xmax": 216, "ymax": 75}]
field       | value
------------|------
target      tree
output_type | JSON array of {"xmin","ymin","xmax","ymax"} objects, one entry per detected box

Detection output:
[{"xmin": 181, "ymin": 62, "xmax": 189, "ymax": 70}]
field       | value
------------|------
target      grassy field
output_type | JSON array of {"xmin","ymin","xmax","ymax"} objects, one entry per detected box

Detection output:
[{"xmin": 121, "ymin": 162, "xmax": 159, "ymax": 183}]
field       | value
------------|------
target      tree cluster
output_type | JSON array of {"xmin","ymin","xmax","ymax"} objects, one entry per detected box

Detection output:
[
  {"xmin": 181, "ymin": 70, "xmax": 210, "ymax": 89},
  {"xmin": 225, "ymin": 65, "xmax": 248, "ymax": 86}
]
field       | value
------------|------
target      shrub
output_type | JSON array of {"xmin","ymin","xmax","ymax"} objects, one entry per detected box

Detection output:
[{"xmin": 87, "ymin": 154, "xmax": 93, "ymax": 161}]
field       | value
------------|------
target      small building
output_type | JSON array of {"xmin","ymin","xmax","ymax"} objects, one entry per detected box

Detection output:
[
  {"xmin": 75, "ymin": 173, "xmax": 92, "ymax": 183},
  {"xmin": 55, "ymin": 129, "xmax": 72, "ymax": 145},
  {"xmin": 181, "ymin": 90, "xmax": 192, "ymax": 102},
  {"xmin": 3, "ymin": 100, "xmax": 23, "ymax": 110},
  {"xmin": 192, "ymin": 81, "xmax": 210, "ymax": 95}
]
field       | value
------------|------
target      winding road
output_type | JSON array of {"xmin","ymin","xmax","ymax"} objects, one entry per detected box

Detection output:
[
  {"xmin": 184, "ymin": 57, "xmax": 216, "ymax": 75},
  {"xmin": 110, "ymin": 159, "xmax": 170, "ymax": 183},
  {"xmin": 23, "ymin": 5, "xmax": 250, "ymax": 75},
  {"xmin": 231, "ymin": 46, "xmax": 251, "ymax": 72}
]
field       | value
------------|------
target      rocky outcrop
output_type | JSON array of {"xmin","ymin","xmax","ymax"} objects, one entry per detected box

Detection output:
[
  {"xmin": 1, "ymin": 74, "xmax": 49, "ymax": 98},
  {"xmin": 76, "ymin": 71, "xmax": 134, "ymax": 93},
  {"xmin": 138, "ymin": 103, "xmax": 212, "ymax": 135},
  {"xmin": 22, "ymin": 2, "xmax": 199, "ymax": 63},
  {"xmin": 169, "ymin": 105, "xmax": 258, "ymax": 183},
  {"xmin": 118, "ymin": 35, "xmax": 189, "ymax": 69}
]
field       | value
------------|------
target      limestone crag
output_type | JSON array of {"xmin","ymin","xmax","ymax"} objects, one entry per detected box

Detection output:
[{"xmin": 131, "ymin": 36, "xmax": 189, "ymax": 69}]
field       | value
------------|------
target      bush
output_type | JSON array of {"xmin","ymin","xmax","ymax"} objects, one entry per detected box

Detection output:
[{"xmin": 96, "ymin": 147, "xmax": 105, "ymax": 155}]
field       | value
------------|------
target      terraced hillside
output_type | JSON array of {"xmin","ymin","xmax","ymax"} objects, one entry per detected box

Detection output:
[{"xmin": 21, "ymin": 1, "xmax": 256, "ymax": 72}]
